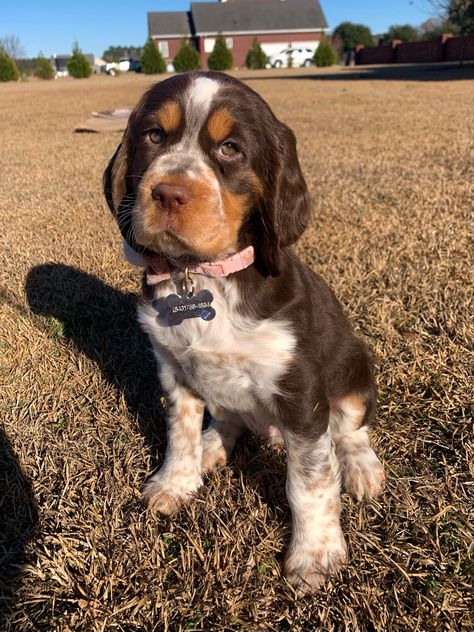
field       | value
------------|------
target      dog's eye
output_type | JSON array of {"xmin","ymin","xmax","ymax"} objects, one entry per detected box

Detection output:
[
  {"xmin": 149, "ymin": 129, "xmax": 165, "ymax": 145},
  {"xmin": 218, "ymin": 141, "xmax": 240, "ymax": 159}
]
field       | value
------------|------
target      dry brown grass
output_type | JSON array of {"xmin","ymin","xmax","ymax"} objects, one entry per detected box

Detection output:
[{"xmin": 0, "ymin": 66, "xmax": 472, "ymax": 631}]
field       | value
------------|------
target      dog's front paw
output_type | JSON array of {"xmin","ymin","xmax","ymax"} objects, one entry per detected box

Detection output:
[
  {"xmin": 284, "ymin": 529, "xmax": 347, "ymax": 594},
  {"xmin": 143, "ymin": 471, "xmax": 202, "ymax": 515},
  {"xmin": 338, "ymin": 441, "xmax": 385, "ymax": 500}
]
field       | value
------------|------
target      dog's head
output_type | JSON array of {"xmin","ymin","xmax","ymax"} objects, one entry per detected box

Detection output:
[{"xmin": 104, "ymin": 71, "xmax": 312, "ymax": 276}]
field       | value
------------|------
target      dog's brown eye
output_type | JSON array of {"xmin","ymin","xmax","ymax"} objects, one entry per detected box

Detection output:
[
  {"xmin": 218, "ymin": 142, "xmax": 239, "ymax": 159},
  {"xmin": 149, "ymin": 129, "xmax": 165, "ymax": 145}
]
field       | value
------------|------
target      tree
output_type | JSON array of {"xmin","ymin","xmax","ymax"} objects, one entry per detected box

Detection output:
[
  {"xmin": 207, "ymin": 34, "xmax": 233, "ymax": 71},
  {"xmin": 0, "ymin": 34, "xmax": 25, "ymax": 60},
  {"xmin": 313, "ymin": 39, "xmax": 338, "ymax": 66},
  {"xmin": 102, "ymin": 45, "xmax": 143, "ymax": 62},
  {"xmin": 141, "ymin": 38, "xmax": 166, "ymax": 74},
  {"xmin": 34, "ymin": 52, "xmax": 55, "ymax": 79},
  {"xmin": 0, "ymin": 50, "xmax": 19, "ymax": 81},
  {"xmin": 67, "ymin": 42, "xmax": 92, "ymax": 78},
  {"xmin": 333, "ymin": 22, "xmax": 374, "ymax": 50},
  {"xmin": 419, "ymin": 16, "xmax": 455, "ymax": 39},
  {"xmin": 447, "ymin": 0, "xmax": 474, "ymax": 33},
  {"xmin": 385, "ymin": 24, "xmax": 420, "ymax": 42},
  {"xmin": 424, "ymin": 0, "xmax": 474, "ymax": 34},
  {"xmin": 245, "ymin": 39, "xmax": 268, "ymax": 69},
  {"xmin": 173, "ymin": 40, "xmax": 201, "ymax": 72}
]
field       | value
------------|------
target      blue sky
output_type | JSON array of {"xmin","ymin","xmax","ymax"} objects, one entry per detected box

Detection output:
[{"xmin": 2, "ymin": 1, "xmax": 435, "ymax": 59}]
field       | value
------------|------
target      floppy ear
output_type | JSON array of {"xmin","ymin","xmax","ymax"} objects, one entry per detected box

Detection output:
[
  {"xmin": 255, "ymin": 121, "xmax": 312, "ymax": 277},
  {"xmin": 103, "ymin": 136, "xmax": 129, "ymax": 216},
  {"xmin": 103, "ymin": 129, "xmax": 139, "ymax": 248}
]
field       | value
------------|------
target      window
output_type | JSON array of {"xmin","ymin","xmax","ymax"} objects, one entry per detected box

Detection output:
[
  {"xmin": 204, "ymin": 38, "xmax": 215, "ymax": 53},
  {"xmin": 158, "ymin": 41, "xmax": 169, "ymax": 58},
  {"xmin": 205, "ymin": 37, "xmax": 233, "ymax": 52}
]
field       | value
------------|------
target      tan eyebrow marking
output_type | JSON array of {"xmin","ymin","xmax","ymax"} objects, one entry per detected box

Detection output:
[
  {"xmin": 158, "ymin": 100, "xmax": 181, "ymax": 133},
  {"xmin": 207, "ymin": 108, "xmax": 235, "ymax": 143}
]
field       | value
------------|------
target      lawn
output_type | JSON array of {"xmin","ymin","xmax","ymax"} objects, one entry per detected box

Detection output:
[{"xmin": 0, "ymin": 66, "xmax": 472, "ymax": 631}]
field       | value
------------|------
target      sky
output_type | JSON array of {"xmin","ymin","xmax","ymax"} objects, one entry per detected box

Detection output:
[{"xmin": 2, "ymin": 1, "xmax": 436, "ymax": 59}]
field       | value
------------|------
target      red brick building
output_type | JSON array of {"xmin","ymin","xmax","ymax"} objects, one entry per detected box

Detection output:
[{"xmin": 148, "ymin": 0, "xmax": 328, "ymax": 70}]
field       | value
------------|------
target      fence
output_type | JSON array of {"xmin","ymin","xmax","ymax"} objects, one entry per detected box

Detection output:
[{"xmin": 355, "ymin": 34, "xmax": 474, "ymax": 65}]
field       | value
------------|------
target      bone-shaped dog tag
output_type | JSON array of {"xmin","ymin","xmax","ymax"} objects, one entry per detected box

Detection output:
[{"xmin": 152, "ymin": 290, "xmax": 216, "ymax": 327}]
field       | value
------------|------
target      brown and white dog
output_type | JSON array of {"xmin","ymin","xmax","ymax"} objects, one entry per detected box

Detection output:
[{"xmin": 103, "ymin": 71, "xmax": 385, "ymax": 592}]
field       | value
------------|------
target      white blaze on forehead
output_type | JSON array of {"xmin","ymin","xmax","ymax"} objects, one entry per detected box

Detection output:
[{"xmin": 187, "ymin": 76, "xmax": 221, "ymax": 112}]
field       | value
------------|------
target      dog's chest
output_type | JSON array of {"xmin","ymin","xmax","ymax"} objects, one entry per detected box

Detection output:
[{"xmin": 138, "ymin": 278, "xmax": 295, "ymax": 412}]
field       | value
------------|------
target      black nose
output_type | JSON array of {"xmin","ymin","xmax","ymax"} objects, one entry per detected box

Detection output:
[{"xmin": 151, "ymin": 183, "xmax": 192, "ymax": 212}]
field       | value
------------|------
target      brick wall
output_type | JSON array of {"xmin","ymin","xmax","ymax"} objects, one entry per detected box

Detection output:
[{"xmin": 355, "ymin": 34, "xmax": 474, "ymax": 65}]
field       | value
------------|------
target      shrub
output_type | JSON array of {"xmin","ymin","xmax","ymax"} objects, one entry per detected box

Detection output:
[
  {"xmin": 173, "ymin": 40, "xmax": 201, "ymax": 72},
  {"xmin": 313, "ymin": 39, "xmax": 338, "ymax": 67},
  {"xmin": 67, "ymin": 42, "xmax": 92, "ymax": 78},
  {"xmin": 34, "ymin": 53, "xmax": 55, "ymax": 79},
  {"xmin": 0, "ymin": 50, "xmax": 19, "ymax": 81},
  {"xmin": 245, "ymin": 38, "xmax": 268, "ymax": 69},
  {"xmin": 141, "ymin": 38, "xmax": 166, "ymax": 74},
  {"xmin": 207, "ymin": 34, "xmax": 233, "ymax": 71}
]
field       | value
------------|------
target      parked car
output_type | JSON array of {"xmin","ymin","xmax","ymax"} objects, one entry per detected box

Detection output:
[{"xmin": 268, "ymin": 47, "xmax": 315, "ymax": 68}]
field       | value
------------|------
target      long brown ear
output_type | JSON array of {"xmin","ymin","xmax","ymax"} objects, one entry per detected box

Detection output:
[
  {"xmin": 103, "ymin": 128, "xmax": 139, "ymax": 248},
  {"xmin": 255, "ymin": 121, "xmax": 312, "ymax": 277},
  {"xmin": 103, "ymin": 135, "xmax": 129, "ymax": 216}
]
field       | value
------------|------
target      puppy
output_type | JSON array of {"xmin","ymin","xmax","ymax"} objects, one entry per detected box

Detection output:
[{"xmin": 103, "ymin": 71, "xmax": 385, "ymax": 592}]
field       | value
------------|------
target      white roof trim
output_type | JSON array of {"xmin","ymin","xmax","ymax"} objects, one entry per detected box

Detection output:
[
  {"xmin": 151, "ymin": 34, "xmax": 189, "ymax": 39},
  {"xmin": 194, "ymin": 28, "xmax": 327, "ymax": 36}
]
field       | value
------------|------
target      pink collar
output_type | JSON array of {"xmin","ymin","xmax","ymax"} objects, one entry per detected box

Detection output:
[{"xmin": 145, "ymin": 245, "xmax": 255, "ymax": 285}]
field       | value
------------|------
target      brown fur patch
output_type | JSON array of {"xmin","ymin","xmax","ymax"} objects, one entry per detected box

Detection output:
[
  {"xmin": 111, "ymin": 137, "xmax": 128, "ymax": 211},
  {"xmin": 207, "ymin": 108, "xmax": 235, "ymax": 143},
  {"xmin": 158, "ymin": 100, "xmax": 181, "ymax": 133}
]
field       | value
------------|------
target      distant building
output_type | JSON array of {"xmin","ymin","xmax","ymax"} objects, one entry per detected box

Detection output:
[{"xmin": 148, "ymin": 0, "xmax": 328, "ymax": 69}]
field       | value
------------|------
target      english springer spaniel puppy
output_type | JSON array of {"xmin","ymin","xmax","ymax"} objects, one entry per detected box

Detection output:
[{"xmin": 103, "ymin": 71, "xmax": 385, "ymax": 593}]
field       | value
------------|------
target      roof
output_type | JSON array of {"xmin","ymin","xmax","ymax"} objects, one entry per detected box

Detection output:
[
  {"xmin": 190, "ymin": 0, "xmax": 328, "ymax": 35},
  {"xmin": 148, "ymin": 12, "xmax": 191, "ymax": 37}
]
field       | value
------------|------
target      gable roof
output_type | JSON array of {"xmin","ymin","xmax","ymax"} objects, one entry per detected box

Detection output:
[
  {"xmin": 190, "ymin": 0, "xmax": 328, "ymax": 35},
  {"xmin": 148, "ymin": 11, "xmax": 191, "ymax": 38}
]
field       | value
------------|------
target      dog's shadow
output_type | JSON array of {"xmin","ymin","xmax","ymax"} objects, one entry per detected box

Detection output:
[
  {"xmin": 25, "ymin": 264, "xmax": 287, "ymax": 511},
  {"xmin": 25, "ymin": 264, "xmax": 167, "ymax": 453}
]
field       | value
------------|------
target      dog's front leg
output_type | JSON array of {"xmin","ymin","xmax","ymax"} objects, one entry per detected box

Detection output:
[
  {"xmin": 143, "ymin": 366, "xmax": 204, "ymax": 516},
  {"xmin": 283, "ymin": 415, "xmax": 347, "ymax": 593}
]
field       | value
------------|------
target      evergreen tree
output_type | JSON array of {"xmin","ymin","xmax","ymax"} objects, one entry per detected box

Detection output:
[
  {"xmin": 0, "ymin": 49, "xmax": 19, "ymax": 81},
  {"xmin": 34, "ymin": 52, "xmax": 55, "ymax": 79},
  {"xmin": 141, "ymin": 38, "xmax": 166, "ymax": 74},
  {"xmin": 207, "ymin": 34, "xmax": 233, "ymax": 71},
  {"xmin": 313, "ymin": 39, "xmax": 338, "ymax": 66},
  {"xmin": 67, "ymin": 42, "xmax": 92, "ymax": 78},
  {"xmin": 245, "ymin": 39, "xmax": 268, "ymax": 69},
  {"xmin": 173, "ymin": 40, "xmax": 201, "ymax": 72}
]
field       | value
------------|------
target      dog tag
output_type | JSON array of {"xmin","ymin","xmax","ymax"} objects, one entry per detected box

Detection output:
[{"xmin": 152, "ymin": 289, "xmax": 216, "ymax": 326}]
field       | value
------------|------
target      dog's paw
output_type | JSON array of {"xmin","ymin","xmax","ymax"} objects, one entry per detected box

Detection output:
[
  {"xmin": 338, "ymin": 441, "xmax": 385, "ymax": 500},
  {"xmin": 143, "ymin": 472, "xmax": 202, "ymax": 515},
  {"xmin": 284, "ymin": 530, "xmax": 347, "ymax": 594},
  {"xmin": 201, "ymin": 428, "xmax": 227, "ymax": 474}
]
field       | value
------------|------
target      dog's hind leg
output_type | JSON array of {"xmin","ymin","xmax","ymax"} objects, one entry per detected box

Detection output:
[{"xmin": 329, "ymin": 392, "xmax": 385, "ymax": 500}]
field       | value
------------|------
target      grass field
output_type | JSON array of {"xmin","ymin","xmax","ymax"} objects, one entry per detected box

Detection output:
[{"xmin": 0, "ymin": 66, "xmax": 472, "ymax": 631}]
